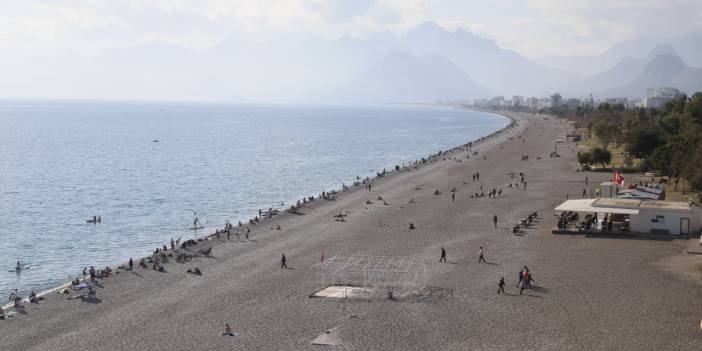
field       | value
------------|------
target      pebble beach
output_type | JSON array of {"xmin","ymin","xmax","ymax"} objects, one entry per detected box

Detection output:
[{"xmin": 1, "ymin": 112, "xmax": 700, "ymax": 351}]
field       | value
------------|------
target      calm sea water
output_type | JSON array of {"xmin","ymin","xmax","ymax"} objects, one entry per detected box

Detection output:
[{"xmin": 0, "ymin": 101, "xmax": 507, "ymax": 295}]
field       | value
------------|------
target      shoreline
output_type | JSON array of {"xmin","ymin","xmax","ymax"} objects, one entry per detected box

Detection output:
[{"xmin": 2, "ymin": 108, "xmax": 517, "ymax": 310}]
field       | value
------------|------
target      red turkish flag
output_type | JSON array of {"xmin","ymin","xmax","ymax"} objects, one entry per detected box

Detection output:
[{"xmin": 614, "ymin": 171, "xmax": 624, "ymax": 185}]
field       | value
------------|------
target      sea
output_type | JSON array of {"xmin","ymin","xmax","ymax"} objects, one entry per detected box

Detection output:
[{"xmin": 0, "ymin": 101, "xmax": 508, "ymax": 295}]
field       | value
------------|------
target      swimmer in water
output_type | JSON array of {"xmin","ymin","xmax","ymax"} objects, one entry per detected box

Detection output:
[{"xmin": 15, "ymin": 261, "xmax": 21, "ymax": 271}]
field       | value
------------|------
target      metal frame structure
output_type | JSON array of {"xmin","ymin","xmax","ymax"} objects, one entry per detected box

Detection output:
[{"xmin": 312, "ymin": 255, "xmax": 428, "ymax": 298}]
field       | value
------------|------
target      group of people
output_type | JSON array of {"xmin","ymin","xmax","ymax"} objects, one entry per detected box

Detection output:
[{"xmin": 438, "ymin": 247, "xmax": 538, "ymax": 296}]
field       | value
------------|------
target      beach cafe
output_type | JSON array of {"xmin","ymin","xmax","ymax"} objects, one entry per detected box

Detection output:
[{"xmin": 553, "ymin": 197, "xmax": 701, "ymax": 236}]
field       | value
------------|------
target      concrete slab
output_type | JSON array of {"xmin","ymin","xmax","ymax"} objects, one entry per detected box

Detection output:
[{"xmin": 312, "ymin": 326, "xmax": 341, "ymax": 346}]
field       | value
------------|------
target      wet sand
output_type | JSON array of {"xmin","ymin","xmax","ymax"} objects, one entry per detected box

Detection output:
[{"xmin": 1, "ymin": 112, "xmax": 701, "ymax": 351}]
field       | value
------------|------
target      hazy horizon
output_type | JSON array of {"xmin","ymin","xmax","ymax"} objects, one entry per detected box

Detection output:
[{"xmin": 1, "ymin": 1, "xmax": 701, "ymax": 102}]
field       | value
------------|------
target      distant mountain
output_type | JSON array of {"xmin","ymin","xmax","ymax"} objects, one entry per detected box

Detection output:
[
  {"xmin": 394, "ymin": 22, "xmax": 577, "ymax": 96},
  {"xmin": 603, "ymin": 54, "xmax": 702, "ymax": 98},
  {"xmin": 0, "ymin": 21, "xmax": 585, "ymax": 102},
  {"xmin": 537, "ymin": 34, "xmax": 702, "ymax": 76},
  {"xmin": 563, "ymin": 44, "xmax": 679, "ymax": 96},
  {"xmin": 334, "ymin": 52, "xmax": 492, "ymax": 103},
  {"xmin": 535, "ymin": 38, "xmax": 656, "ymax": 76}
]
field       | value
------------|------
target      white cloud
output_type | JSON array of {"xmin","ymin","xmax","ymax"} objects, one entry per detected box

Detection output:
[{"xmin": 0, "ymin": 0, "xmax": 700, "ymax": 58}]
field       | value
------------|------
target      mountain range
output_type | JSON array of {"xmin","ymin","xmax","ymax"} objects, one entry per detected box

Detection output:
[{"xmin": 0, "ymin": 22, "xmax": 700, "ymax": 103}]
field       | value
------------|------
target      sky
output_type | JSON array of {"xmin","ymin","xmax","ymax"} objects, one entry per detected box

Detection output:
[{"xmin": 1, "ymin": 0, "xmax": 701, "ymax": 60}]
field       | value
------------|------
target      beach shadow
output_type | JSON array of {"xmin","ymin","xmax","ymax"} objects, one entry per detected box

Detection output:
[
  {"xmin": 93, "ymin": 281, "xmax": 104, "ymax": 288},
  {"xmin": 130, "ymin": 271, "xmax": 143, "ymax": 278},
  {"xmin": 82, "ymin": 297, "xmax": 102, "ymax": 304},
  {"xmin": 530, "ymin": 285, "xmax": 549, "ymax": 294},
  {"xmin": 484, "ymin": 262, "xmax": 499, "ymax": 266},
  {"xmin": 522, "ymin": 293, "xmax": 544, "ymax": 299},
  {"xmin": 585, "ymin": 234, "xmax": 674, "ymax": 241}
]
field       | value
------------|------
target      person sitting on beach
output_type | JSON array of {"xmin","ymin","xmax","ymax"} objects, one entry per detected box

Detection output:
[
  {"xmin": 72, "ymin": 277, "xmax": 80, "ymax": 286},
  {"xmin": 223, "ymin": 323, "xmax": 235, "ymax": 336},
  {"xmin": 87, "ymin": 287, "xmax": 96, "ymax": 298},
  {"xmin": 29, "ymin": 291, "xmax": 39, "ymax": 303},
  {"xmin": 139, "ymin": 258, "xmax": 147, "ymax": 268},
  {"xmin": 275, "ymin": 224, "xmax": 281, "ymax": 230}
]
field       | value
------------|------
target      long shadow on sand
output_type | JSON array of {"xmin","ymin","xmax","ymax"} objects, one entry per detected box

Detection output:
[
  {"xmin": 130, "ymin": 271, "xmax": 144, "ymax": 278},
  {"xmin": 529, "ymin": 285, "xmax": 549, "ymax": 294},
  {"xmin": 585, "ymin": 234, "xmax": 674, "ymax": 241}
]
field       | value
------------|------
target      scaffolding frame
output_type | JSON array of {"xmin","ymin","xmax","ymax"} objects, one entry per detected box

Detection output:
[{"xmin": 312, "ymin": 255, "xmax": 428, "ymax": 298}]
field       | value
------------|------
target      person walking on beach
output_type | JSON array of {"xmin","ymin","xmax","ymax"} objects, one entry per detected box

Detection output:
[
  {"xmin": 493, "ymin": 215, "xmax": 498, "ymax": 228},
  {"xmin": 478, "ymin": 247, "xmax": 486, "ymax": 263},
  {"xmin": 497, "ymin": 277, "xmax": 505, "ymax": 294},
  {"xmin": 128, "ymin": 258, "xmax": 133, "ymax": 271},
  {"xmin": 520, "ymin": 270, "xmax": 530, "ymax": 295},
  {"xmin": 451, "ymin": 192, "xmax": 455, "ymax": 201},
  {"xmin": 516, "ymin": 268, "xmax": 523, "ymax": 288},
  {"xmin": 281, "ymin": 254, "xmax": 288, "ymax": 269},
  {"xmin": 439, "ymin": 247, "xmax": 447, "ymax": 263},
  {"xmin": 585, "ymin": 176, "xmax": 589, "ymax": 185}
]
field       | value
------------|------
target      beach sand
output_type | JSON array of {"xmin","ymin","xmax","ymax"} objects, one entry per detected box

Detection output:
[{"xmin": 1, "ymin": 112, "xmax": 701, "ymax": 351}]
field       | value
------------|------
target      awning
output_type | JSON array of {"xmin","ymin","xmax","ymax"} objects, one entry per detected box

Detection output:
[{"xmin": 554, "ymin": 199, "xmax": 639, "ymax": 215}]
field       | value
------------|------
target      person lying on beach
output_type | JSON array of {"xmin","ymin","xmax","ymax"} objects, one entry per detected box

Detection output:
[{"xmin": 187, "ymin": 267, "xmax": 202, "ymax": 275}]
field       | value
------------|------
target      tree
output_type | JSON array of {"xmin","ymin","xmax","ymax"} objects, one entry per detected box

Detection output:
[
  {"xmin": 592, "ymin": 121, "xmax": 619, "ymax": 149},
  {"xmin": 577, "ymin": 151, "xmax": 592, "ymax": 166},
  {"xmin": 590, "ymin": 147, "xmax": 612, "ymax": 169},
  {"xmin": 624, "ymin": 123, "xmax": 664, "ymax": 159}
]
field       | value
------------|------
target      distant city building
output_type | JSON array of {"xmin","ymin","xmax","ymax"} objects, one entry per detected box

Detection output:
[
  {"xmin": 564, "ymin": 98, "xmax": 581, "ymax": 108},
  {"xmin": 473, "ymin": 98, "xmax": 487, "ymax": 106},
  {"xmin": 586, "ymin": 94, "xmax": 595, "ymax": 107},
  {"xmin": 644, "ymin": 87, "xmax": 684, "ymax": 108},
  {"xmin": 512, "ymin": 95, "xmax": 524, "ymax": 106},
  {"xmin": 487, "ymin": 96, "xmax": 505, "ymax": 107},
  {"xmin": 550, "ymin": 93, "xmax": 562, "ymax": 107},
  {"xmin": 526, "ymin": 97, "xmax": 539, "ymax": 109}
]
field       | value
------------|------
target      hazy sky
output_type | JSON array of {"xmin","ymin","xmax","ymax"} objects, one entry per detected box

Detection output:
[{"xmin": 1, "ymin": 0, "xmax": 701, "ymax": 59}]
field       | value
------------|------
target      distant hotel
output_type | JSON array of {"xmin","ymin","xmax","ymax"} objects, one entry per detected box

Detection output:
[{"xmin": 459, "ymin": 86, "xmax": 686, "ymax": 111}]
